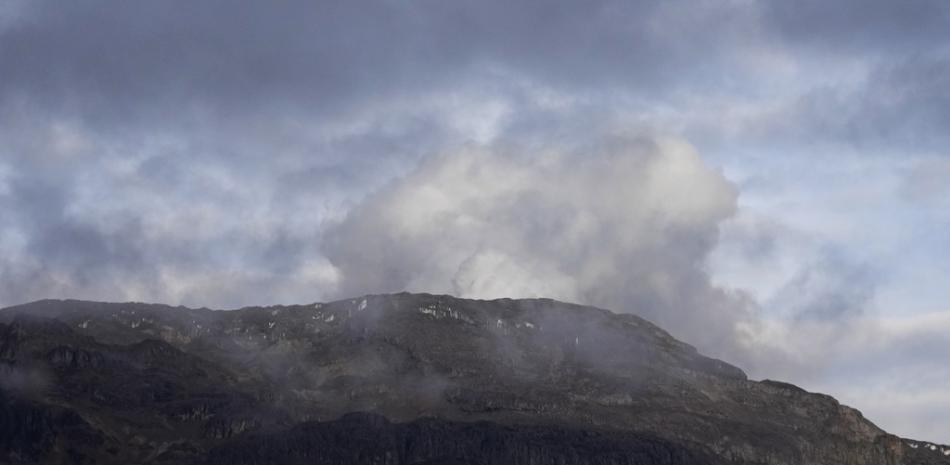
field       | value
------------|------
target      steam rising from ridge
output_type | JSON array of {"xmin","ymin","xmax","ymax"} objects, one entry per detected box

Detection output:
[{"xmin": 325, "ymin": 135, "xmax": 753, "ymax": 354}]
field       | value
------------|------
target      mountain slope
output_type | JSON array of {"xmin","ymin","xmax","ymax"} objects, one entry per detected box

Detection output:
[{"xmin": 0, "ymin": 293, "xmax": 946, "ymax": 464}]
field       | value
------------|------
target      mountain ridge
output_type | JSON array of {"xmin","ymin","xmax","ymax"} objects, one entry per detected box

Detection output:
[{"xmin": 0, "ymin": 293, "xmax": 946, "ymax": 464}]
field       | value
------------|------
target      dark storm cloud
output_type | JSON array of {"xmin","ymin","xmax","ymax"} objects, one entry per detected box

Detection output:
[
  {"xmin": 1, "ymin": 0, "xmax": 945, "ymax": 143},
  {"xmin": 748, "ymin": 0, "xmax": 950, "ymax": 151},
  {"xmin": 762, "ymin": 0, "xmax": 950, "ymax": 52},
  {"xmin": 0, "ymin": 0, "xmax": 764, "ymax": 122},
  {"xmin": 1, "ymin": 1, "xmax": 437, "ymax": 118}
]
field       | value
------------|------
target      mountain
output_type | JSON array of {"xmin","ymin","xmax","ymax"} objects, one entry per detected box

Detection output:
[{"xmin": 0, "ymin": 293, "xmax": 946, "ymax": 465}]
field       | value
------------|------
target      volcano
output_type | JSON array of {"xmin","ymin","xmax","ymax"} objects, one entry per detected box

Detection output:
[{"xmin": 0, "ymin": 293, "xmax": 946, "ymax": 464}]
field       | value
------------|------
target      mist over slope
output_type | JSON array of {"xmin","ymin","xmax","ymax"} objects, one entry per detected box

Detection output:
[{"xmin": 0, "ymin": 293, "xmax": 946, "ymax": 465}]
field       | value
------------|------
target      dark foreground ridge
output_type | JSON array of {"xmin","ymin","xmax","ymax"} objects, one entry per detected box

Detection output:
[
  {"xmin": 204, "ymin": 412, "xmax": 725, "ymax": 465},
  {"xmin": 0, "ymin": 293, "xmax": 946, "ymax": 464}
]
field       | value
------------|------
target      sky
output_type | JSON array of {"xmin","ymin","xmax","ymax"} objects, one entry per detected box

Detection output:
[{"xmin": 1, "ymin": 0, "xmax": 949, "ymax": 442}]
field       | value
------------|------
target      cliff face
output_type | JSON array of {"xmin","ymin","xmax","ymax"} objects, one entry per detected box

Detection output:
[{"xmin": 0, "ymin": 294, "xmax": 946, "ymax": 465}]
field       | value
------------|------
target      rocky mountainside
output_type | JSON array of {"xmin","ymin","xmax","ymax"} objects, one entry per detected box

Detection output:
[{"xmin": 0, "ymin": 293, "xmax": 946, "ymax": 465}]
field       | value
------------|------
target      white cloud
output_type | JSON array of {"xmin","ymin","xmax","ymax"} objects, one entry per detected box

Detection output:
[{"xmin": 325, "ymin": 135, "xmax": 750, "ymax": 352}]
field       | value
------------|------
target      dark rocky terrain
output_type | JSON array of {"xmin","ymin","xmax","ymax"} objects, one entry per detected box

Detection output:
[{"xmin": 0, "ymin": 293, "xmax": 946, "ymax": 464}]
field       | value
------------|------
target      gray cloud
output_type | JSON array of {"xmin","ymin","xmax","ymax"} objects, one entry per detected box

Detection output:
[
  {"xmin": 752, "ymin": 54, "xmax": 950, "ymax": 152},
  {"xmin": 769, "ymin": 248, "xmax": 879, "ymax": 322},
  {"xmin": 0, "ymin": 0, "xmax": 778, "ymax": 127},
  {"xmin": 0, "ymin": 0, "xmax": 765, "ymax": 310},
  {"xmin": 762, "ymin": 0, "xmax": 950, "ymax": 53}
]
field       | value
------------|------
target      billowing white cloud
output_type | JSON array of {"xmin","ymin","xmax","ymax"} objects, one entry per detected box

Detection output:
[{"xmin": 325, "ymin": 135, "xmax": 752, "ymax": 352}]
